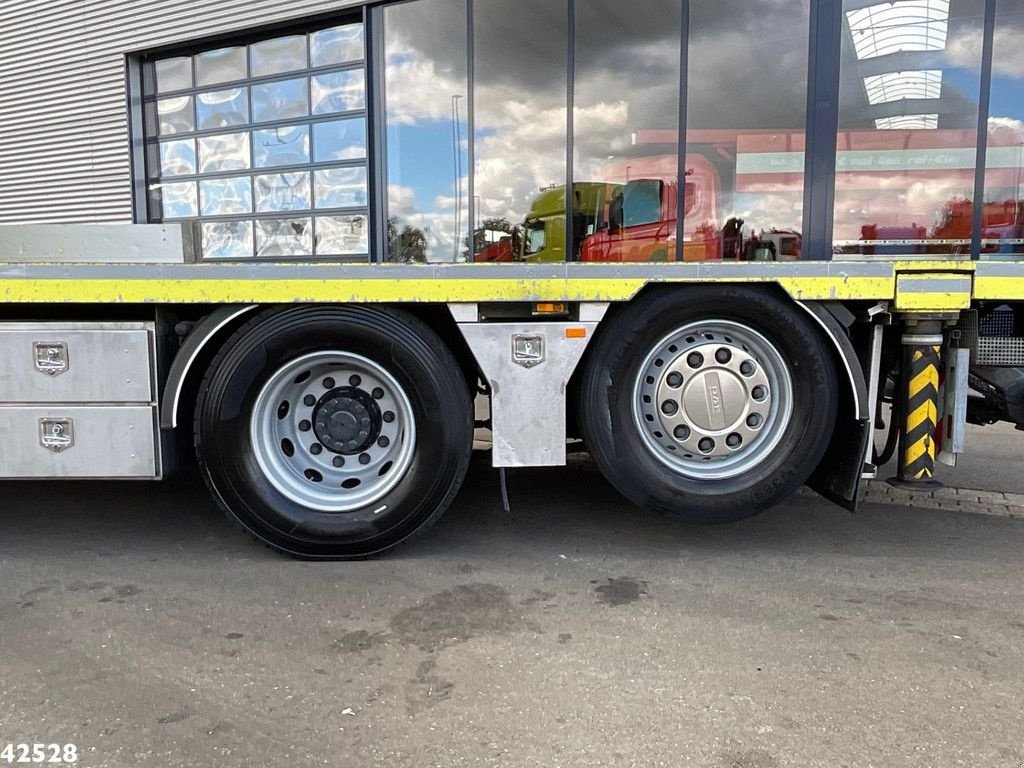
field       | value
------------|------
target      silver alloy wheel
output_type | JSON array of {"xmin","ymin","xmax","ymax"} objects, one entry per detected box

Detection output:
[
  {"xmin": 250, "ymin": 351, "xmax": 416, "ymax": 512},
  {"xmin": 632, "ymin": 320, "xmax": 794, "ymax": 480}
]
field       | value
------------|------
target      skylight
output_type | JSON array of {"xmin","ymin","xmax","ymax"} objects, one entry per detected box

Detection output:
[
  {"xmin": 874, "ymin": 114, "xmax": 939, "ymax": 130},
  {"xmin": 846, "ymin": 0, "xmax": 949, "ymax": 60},
  {"xmin": 863, "ymin": 69, "xmax": 943, "ymax": 104}
]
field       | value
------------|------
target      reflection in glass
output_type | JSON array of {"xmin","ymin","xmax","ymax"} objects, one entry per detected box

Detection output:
[
  {"xmin": 157, "ymin": 96, "xmax": 194, "ymax": 134},
  {"xmin": 311, "ymin": 24, "xmax": 365, "ymax": 67},
  {"xmin": 685, "ymin": 0, "xmax": 809, "ymax": 261},
  {"xmin": 155, "ymin": 181, "xmax": 198, "ymax": 218},
  {"xmin": 159, "ymin": 139, "xmax": 196, "ymax": 177},
  {"xmin": 250, "ymin": 35, "xmax": 307, "ymax": 78},
  {"xmin": 198, "ymin": 132, "xmax": 250, "ymax": 173},
  {"xmin": 313, "ymin": 118, "xmax": 366, "ymax": 162},
  {"xmin": 312, "ymin": 69, "xmax": 366, "ymax": 114},
  {"xmin": 254, "ymin": 124, "xmax": 310, "ymax": 167},
  {"xmin": 196, "ymin": 47, "xmax": 247, "ymax": 86},
  {"xmin": 200, "ymin": 176, "xmax": 253, "ymax": 215},
  {"xmin": 256, "ymin": 218, "xmax": 313, "ymax": 257},
  {"xmin": 202, "ymin": 220, "xmax": 254, "ymax": 259},
  {"xmin": 316, "ymin": 214, "xmax": 369, "ymax": 254},
  {"xmin": 833, "ymin": 0, "xmax": 985, "ymax": 257},
  {"xmin": 573, "ymin": 0, "xmax": 682, "ymax": 262},
  {"xmin": 982, "ymin": 0, "xmax": 1024, "ymax": 259},
  {"xmin": 314, "ymin": 167, "xmax": 367, "ymax": 209},
  {"xmin": 155, "ymin": 57, "xmax": 192, "ymax": 92},
  {"xmin": 255, "ymin": 172, "xmax": 311, "ymax": 212},
  {"xmin": 196, "ymin": 88, "xmax": 248, "ymax": 130},
  {"xmin": 383, "ymin": 0, "xmax": 469, "ymax": 262},
  {"xmin": 251, "ymin": 77, "xmax": 309, "ymax": 123},
  {"xmin": 471, "ymin": 0, "xmax": 567, "ymax": 263}
]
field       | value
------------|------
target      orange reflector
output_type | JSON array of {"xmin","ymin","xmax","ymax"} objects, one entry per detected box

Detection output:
[
  {"xmin": 565, "ymin": 327, "xmax": 587, "ymax": 339},
  {"xmin": 534, "ymin": 302, "xmax": 567, "ymax": 314}
]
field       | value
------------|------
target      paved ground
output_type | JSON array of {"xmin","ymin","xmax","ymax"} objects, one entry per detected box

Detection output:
[{"xmin": 3, "ymin": 458, "xmax": 1024, "ymax": 768}]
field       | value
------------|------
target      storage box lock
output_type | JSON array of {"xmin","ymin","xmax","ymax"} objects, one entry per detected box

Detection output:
[
  {"xmin": 39, "ymin": 418, "xmax": 74, "ymax": 453},
  {"xmin": 34, "ymin": 341, "xmax": 69, "ymax": 376},
  {"xmin": 512, "ymin": 334, "xmax": 544, "ymax": 368}
]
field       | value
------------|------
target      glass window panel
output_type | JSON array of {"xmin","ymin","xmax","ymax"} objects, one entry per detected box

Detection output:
[
  {"xmin": 156, "ymin": 96, "xmax": 194, "ymax": 135},
  {"xmin": 196, "ymin": 87, "xmax": 248, "ymax": 130},
  {"xmin": 255, "ymin": 172, "xmax": 311, "ymax": 212},
  {"xmin": 158, "ymin": 139, "xmax": 196, "ymax": 177},
  {"xmin": 471, "ymin": 0, "xmax": 567, "ymax": 263},
  {"xmin": 155, "ymin": 56, "xmax": 192, "ymax": 92},
  {"xmin": 314, "ymin": 167, "xmax": 368, "ymax": 209},
  {"xmin": 982, "ymin": 0, "xmax": 1024, "ymax": 259},
  {"xmin": 196, "ymin": 46, "xmax": 247, "ymax": 86},
  {"xmin": 254, "ymin": 124, "xmax": 310, "ymax": 167},
  {"xmin": 575, "ymin": 0, "xmax": 682, "ymax": 263},
  {"xmin": 311, "ymin": 69, "xmax": 366, "ymax": 114},
  {"xmin": 316, "ymin": 214, "xmax": 369, "ymax": 255},
  {"xmin": 833, "ymin": 0, "xmax": 985, "ymax": 258},
  {"xmin": 200, "ymin": 176, "xmax": 253, "ymax": 215},
  {"xmin": 151, "ymin": 181, "xmax": 197, "ymax": 219},
  {"xmin": 313, "ymin": 117, "xmax": 366, "ymax": 162},
  {"xmin": 685, "ymin": 1, "xmax": 809, "ymax": 261},
  {"xmin": 250, "ymin": 35, "xmax": 307, "ymax": 78},
  {"xmin": 383, "ymin": 0, "xmax": 468, "ymax": 262},
  {"xmin": 198, "ymin": 132, "xmax": 251, "ymax": 173},
  {"xmin": 256, "ymin": 217, "xmax": 313, "ymax": 257},
  {"xmin": 310, "ymin": 24, "xmax": 365, "ymax": 67},
  {"xmin": 252, "ymin": 77, "xmax": 309, "ymax": 123},
  {"xmin": 202, "ymin": 220, "xmax": 254, "ymax": 259}
]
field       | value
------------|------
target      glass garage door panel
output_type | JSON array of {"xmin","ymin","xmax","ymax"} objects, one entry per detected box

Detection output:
[
  {"xmin": 832, "ymin": 0, "xmax": 986, "ymax": 259},
  {"xmin": 981, "ymin": 0, "xmax": 1024, "ymax": 259}
]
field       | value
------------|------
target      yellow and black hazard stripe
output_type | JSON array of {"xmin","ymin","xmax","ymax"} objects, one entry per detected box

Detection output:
[{"xmin": 902, "ymin": 345, "xmax": 941, "ymax": 481}]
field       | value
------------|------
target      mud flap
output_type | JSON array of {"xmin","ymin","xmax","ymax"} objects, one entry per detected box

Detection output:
[{"xmin": 807, "ymin": 416, "xmax": 872, "ymax": 512}]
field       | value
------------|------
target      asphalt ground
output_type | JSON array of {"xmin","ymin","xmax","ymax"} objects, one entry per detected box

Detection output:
[{"xmin": 2, "ymin": 453, "xmax": 1024, "ymax": 768}]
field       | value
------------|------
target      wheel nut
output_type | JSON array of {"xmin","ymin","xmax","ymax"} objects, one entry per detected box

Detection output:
[
  {"xmin": 715, "ymin": 348, "xmax": 732, "ymax": 364},
  {"xmin": 359, "ymin": 453, "xmax": 371, "ymax": 465},
  {"xmin": 747, "ymin": 413, "xmax": 763, "ymax": 428},
  {"xmin": 383, "ymin": 411, "xmax": 395, "ymax": 423},
  {"xmin": 673, "ymin": 424, "xmax": 691, "ymax": 441},
  {"xmin": 698, "ymin": 437, "xmax": 715, "ymax": 454},
  {"xmin": 333, "ymin": 456, "xmax": 345, "ymax": 468},
  {"xmin": 378, "ymin": 436, "xmax": 390, "ymax": 448},
  {"xmin": 303, "ymin": 394, "xmax": 316, "ymax": 407},
  {"xmin": 322, "ymin": 377, "xmax": 336, "ymax": 389},
  {"xmin": 310, "ymin": 443, "xmax": 323, "ymax": 455},
  {"xmin": 349, "ymin": 375, "xmax": 362, "ymax": 387},
  {"xmin": 298, "ymin": 420, "xmax": 311, "ymax": 432},
  {"xmin": 666, "ymin": 372, "xmax": 683, "ymax": 388},
  {"xmin": 687, "ymin": 352, "xmax": 704, "ymax": 368},
  {"xmin": 726, "ymin": 433, "xmax": 742, "ymax": 448},
  {"xmin": 372, "ymin": 387, "xmax": 385, "ymax": 400},
  {"xmin": 740, "ymin": 361, "xmax": 756, "ymax": 376},
  {"xmin": 752, "ymin": 385, "xmax": 768, "ymax": 401},
  {"xmin": 661, "ymin": 400, "xmax": 679, "ymax": 416}
]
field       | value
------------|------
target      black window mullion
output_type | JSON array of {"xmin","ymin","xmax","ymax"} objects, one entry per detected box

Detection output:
[
  {"xmin": 566, "ymin": 0, "xmax": 575, "ymax": 262},
  {"xmin": 368, "ymin": 3, "xmax": 388, "ymax": 263},
  {"xmin": 801, "ymin": 0, "xmax": 842, "ymax": 261},
  {"xmin": 466, "ymin": 0, "xmax": 474, "ymax": 261},
  {"xmin": 972, "ymin": 0, "xmax": 998, "ymax": 261}
]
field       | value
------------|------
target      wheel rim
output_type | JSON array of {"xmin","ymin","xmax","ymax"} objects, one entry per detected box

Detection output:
[
  {"xmin": 632, "ymin": 320, "xmax": 794, "ymax": 481},
  {"xmin": 251, "ymin": 351, "xmax": 417, "ymax": 512}
]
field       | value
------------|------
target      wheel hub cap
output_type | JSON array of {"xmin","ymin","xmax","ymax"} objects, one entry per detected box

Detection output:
[
  {"xmin": 313, "ymin": 387, "xmax": 380, "ymax": 454},
  {"xmin": 633, "ymin": 320, "xmax": 793, "ymax": 480}
]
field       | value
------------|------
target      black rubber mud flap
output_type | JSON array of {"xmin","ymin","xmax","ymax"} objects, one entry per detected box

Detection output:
[{"xmin": 807, "ymin": 416, "xmax": 872, "ymax": 512}]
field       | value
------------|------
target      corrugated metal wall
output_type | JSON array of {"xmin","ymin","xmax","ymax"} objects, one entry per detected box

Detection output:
[{"xmin": 0, "ymin": 0, "xmax": 361, "ymax": 224}]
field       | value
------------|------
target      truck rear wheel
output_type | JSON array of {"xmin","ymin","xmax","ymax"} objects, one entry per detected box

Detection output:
[
  {"xmin": 194, "ymin": 305, "xmax": 473, "ymax": 558},
  {"xmin": 578, "ymin": 287, "xmax": 837, "ymax": 523}
]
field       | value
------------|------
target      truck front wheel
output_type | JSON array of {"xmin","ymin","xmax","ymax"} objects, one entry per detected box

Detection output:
[
  {"xmin": 578, "ymin": 287, "xmax": 838, "ymax": 523},
  {"xmin": 194, "ymin": 305, "xmax": 473, "ymax": 558}
]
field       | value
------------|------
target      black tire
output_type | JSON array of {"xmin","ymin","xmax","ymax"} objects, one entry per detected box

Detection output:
[
  {"xmin": 578, "ymin": 286, "xmax": 838, "ymax": 523},
  {"xmin": 194, "ymin": 305, "xmax": 473, "ymax": 559}
]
